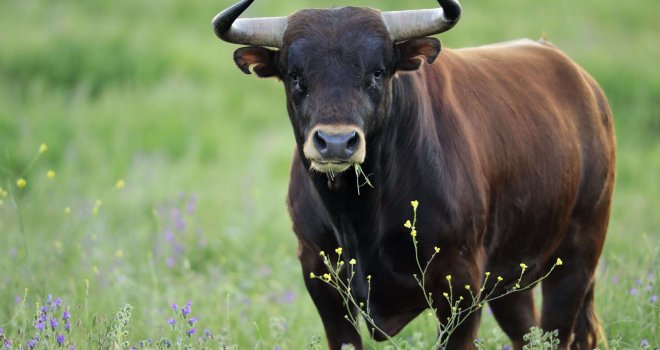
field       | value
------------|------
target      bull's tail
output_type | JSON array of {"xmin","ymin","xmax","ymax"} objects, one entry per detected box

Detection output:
[{"xmin": 572, "ymin": 282, "xmax": 608, "ymax": 350}]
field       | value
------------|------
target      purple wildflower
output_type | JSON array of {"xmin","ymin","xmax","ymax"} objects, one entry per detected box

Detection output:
[
  {"xmin": 182, "ymin": 301, "xmax": 192, "ymax": 318},
  {"xmin": 281, "ymin": 291, "xmax": 296, "ymax": 304},
  {"xmin": 630, "ymin": 288, "xmax": 639, "ymax": 296},
  {"xmin": 57, "ymin": 334, "xmax": 65, "ymax": 345},
  {"xmin": 0, "ymin": 327, "xmax": 3, "ymax": 335},
  {"xmin": 70, "ymin": 346, "xmax": 75, "ymax": 350},
  {"xmin": 65, "ymin": 321, "xmax": 71, "ymax": 331},
  {"xmin": 186, "ymin": 195, "xmax": 197, "ymax": 214},
  {"xmin": 635, "ymin": 278, "xmax": 642, "ymax": 286},
  {"xmin": 27, "ymin": 338, "xmax": 37, "ymax": 349},
  {"xmin": 35, "ymin": 321, "xmax": 45, "ymax": 330},
  {"xmin": 4, "ymin": 339, "xmax": 9, "ymax": 349},
  {"xmin": 188, "ymin": 317, "xmax": 197, "ymax": 326},
  {"xmin": 185, "ymin": 328, "xmax": 196, "ymax": 336},
  {"xmin": 503, "ymin": 345, "xmax": 512, "ymax": 350},
  {"xmin": 650, "ymin": 294, "xmax": 657, "ymax": 303},
  {"xmin": 168, "ymin": 318, "xmax": 176, "ymax": 326},
  {"xmin": 50, "ymin": 318, "xmax": 59, "ymax": 330},
  {"xmin": 204, "ymin": 329, "xmax": 212, "ymax": 338},
  {"xmin": 52, "ymin": 297, "xmax": 62, "ymax": 309},
  {"xmin": 63, "ymin": 310, "xmax": 71, "ymax": 321},
  {"xmin": 171, "ymin": 208, "xmax": 186, "ymax": 231},
  {"xmin": 610, "ymin": 275, "xmax": 618, "ymax": 285},
  {"xmin": 171, "ymin": 303, "xmax": 178, "ymax": 311},
  {"xmin": 164, "ymin": 230, "xmax": 175, "ymax": 243},
  {"xmin": 641, "ymin": 339, "xmax": 649, "ymax": 348}
]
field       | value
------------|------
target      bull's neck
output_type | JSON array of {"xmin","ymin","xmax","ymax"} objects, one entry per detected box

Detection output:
[{"xmin": 307, "ymin": 70, "xmax": 447, "ymax": 244}]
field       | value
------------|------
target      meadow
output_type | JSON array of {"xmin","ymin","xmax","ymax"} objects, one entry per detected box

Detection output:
[{"xmin": 0, "ymin": 0, "xmax": 658, "ymax": 348}]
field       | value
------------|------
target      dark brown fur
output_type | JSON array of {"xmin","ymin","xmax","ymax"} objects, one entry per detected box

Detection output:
[{"xmin": 230, "ymin": 7, "xmax": 614, "ymax": 350}]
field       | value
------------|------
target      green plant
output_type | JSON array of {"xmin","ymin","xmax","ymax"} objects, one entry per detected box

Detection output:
[{"xmin": 311, "ymin": 200, "xmax": 564, "ymax": 349}]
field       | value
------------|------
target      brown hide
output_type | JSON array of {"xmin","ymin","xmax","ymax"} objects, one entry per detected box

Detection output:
[{"xmin": 287, "ymin": 39, "xmax": 614, "ymax": 349}]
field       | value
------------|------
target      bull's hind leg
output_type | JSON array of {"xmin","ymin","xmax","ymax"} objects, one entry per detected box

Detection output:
[
  {"xmin": 489, "ymin": 289, "xmax": 539, "ymax": 350},
  {"xmin": 540, "ymin": 218, "xmax": 607, "ymax": 350}
]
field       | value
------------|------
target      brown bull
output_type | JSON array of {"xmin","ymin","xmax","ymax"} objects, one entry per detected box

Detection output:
[{"xmin": 212, "ymin": 0, "xmax": 615, "ymax": 348}]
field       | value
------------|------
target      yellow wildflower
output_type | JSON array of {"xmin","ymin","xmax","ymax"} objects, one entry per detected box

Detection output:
[
  {"xmin": 465, "ymin": 284, "xmax": 471, "ymax": 290},
  {"xmin": 47, "ymin": 170, "xmax": 56, "ymax": 179},
  {"xmin": 309, "ymin": 272, "xmax": 316, "ymax": 278},
  {"xmin": 404, "ymin": 220, "xmax": 412, "ymax": 228},
  {"xmin": 39, "ymin": 143, "xmax": 48, "ymax": 154},
  {"xmin": 115, "ymin": 250, "xmax": 124, "ymax": 258},
  {"xmin": 319, "ymin": 250, "xmax": 325, "ymax": 256},
  {"xmin": 520, "ymin": 263, "xmax": 528, "ymax": 270},
  {"xmin": 322, "ymin": 273, "xmax": 331, "ymax": 282},
  {"xmin": 434, "ymin": 246, "xmax": 440, "ymax": 253},
  {"xmin": 16, "ymin": 178, "xmax": 27, "ymax": 189},
  {"xmin": 0, "ymin": 187, "xmax": 7, "ymax": 198},
  {"xmin": 64, "ymin": 206, "xmax": 72, "ymax": 214},
  {"xmin": 93, "ymin": 199, "xmax": 102, "ymax": 214},
  {"xmin": 446, "ymin": 275, "xmax": 452, "ymax": 281},
  {"xmin": 410, "ymin": 229, "xmax": 417, "ymax": 238},
  {"xmin": 556, "ymin": 257, "xmax": 563, "ymax": 266},
  {"xmin": 497, "ymin": 276, "xmax": 503, "ymax": 281},
  {"xmin": 411, "ymin": 200, "xmax": 419, "ymax": 209},
  {"xmin": 485, "ymin": 271, "xmax": 491, "ymax": 277},
  {"xmin": 367, "ymin": 275, "xmax": 372, "ymax": 281},
  {"xmin": 335, "ymin": 247, "xmax": 342, "ymax": 256},
  {"xmin": 442, "ymin": 292, "xmax": 449, "ymax": 298},
  {"xmin": 115, "ymin": 179, "xmax": 125, "ymax": 189},
  {"xmin": 349, "ymin": 258, "xmax": 356, "ymax": 265}
]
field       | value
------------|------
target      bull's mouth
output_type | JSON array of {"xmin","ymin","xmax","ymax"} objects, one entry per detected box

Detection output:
[{"xmin": 309, "ymin": 159, "xmax": 355, "ymax": 174}]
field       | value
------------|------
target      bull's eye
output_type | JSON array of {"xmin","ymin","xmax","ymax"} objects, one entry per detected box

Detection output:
[
  {"xmin": 369, "ymin": 69, "xmax": 384, "ymax": 88},
  {"xmin": 289, "ymin": 73, "xmax": 305, "ymax": 93}
]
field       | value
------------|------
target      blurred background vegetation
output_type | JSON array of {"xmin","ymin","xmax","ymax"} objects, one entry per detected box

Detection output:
[{"xmin": 0, "ymin": 0, "xmax": 658, "ymax": 348}]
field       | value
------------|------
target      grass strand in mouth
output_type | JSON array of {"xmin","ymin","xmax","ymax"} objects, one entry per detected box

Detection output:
[
  {"xmin": 354, "ymin": 163, "xmax": 374, "ymax": 195},
  {"xmin": 326, "ymin": 167, "xmax": 335, "ymax": 181}
]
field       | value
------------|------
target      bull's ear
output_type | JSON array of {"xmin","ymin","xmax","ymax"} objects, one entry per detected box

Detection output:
[
  {"xmin": 233, "ymin": 46, "xmax": 281, "ymax": 78},
  {"xmin": 394, "ymin": 38, "xmax": 441, "ymax": 71}
]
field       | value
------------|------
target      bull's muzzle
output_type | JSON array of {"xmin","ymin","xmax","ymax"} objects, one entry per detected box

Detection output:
[{"xmin": 303, "ymin": 124, "xmax": 366, "ymax": 173}]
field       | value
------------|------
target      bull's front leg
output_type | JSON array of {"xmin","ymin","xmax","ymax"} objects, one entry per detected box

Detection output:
[
  {"xmin": 431, "ymin": 254, "xmax": 484, "ymax": 349},
  {"xmin": 300, "ymin": 243, "xmax": 363, "ymax": 350}
]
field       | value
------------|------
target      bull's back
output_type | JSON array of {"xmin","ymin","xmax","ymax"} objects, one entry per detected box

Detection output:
[{"xmin": 426, "ymin": 39, "xmax": 615, "ymax": 264}]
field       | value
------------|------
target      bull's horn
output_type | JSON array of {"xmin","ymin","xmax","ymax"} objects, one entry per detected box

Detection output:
[
  {"xmin": 382, "ymin": 0, "xmax": 462, "ymax": 42},
  {"xmin": 212, "ymin": 0, "xmax": 287, "ymax": 48}
]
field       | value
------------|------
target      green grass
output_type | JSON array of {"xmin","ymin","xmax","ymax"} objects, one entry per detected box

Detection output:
[{"xmin": 1, "ymin": 0, "xmax": 658, "ymax": 348}]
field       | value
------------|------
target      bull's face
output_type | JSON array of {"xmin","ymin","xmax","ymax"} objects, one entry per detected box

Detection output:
[{"xmin": 213, "ymin": 0, "xmax": 461, "ymax": 175}]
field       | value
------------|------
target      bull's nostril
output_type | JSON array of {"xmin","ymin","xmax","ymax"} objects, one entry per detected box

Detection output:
[
  {"xmin": 313, "ymin": 131, "xmax": 327, "ymax": 152},
  {"xmin": 346, "ymin": 131, "xmax": 359, "ymax": 152}
]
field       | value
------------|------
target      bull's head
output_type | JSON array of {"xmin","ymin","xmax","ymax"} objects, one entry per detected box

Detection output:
[{"xmin": 213, "ymin": 0, "xmax": 461, "ymax": 175}]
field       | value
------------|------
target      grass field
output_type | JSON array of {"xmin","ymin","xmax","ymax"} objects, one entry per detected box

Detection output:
[{"xmin": 0, "ymin": 0, "xmax": 658, "ymax": 348}]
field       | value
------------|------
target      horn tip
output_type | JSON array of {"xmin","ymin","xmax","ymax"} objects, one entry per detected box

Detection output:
[{"xmin": 440, "ymin": 0, "xmax": 462, "ymax": 22}]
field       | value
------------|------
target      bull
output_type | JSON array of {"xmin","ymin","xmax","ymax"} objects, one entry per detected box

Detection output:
[{"xmin": 211, "ymin": 0, "xmax": 615, "ymax": 349}]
